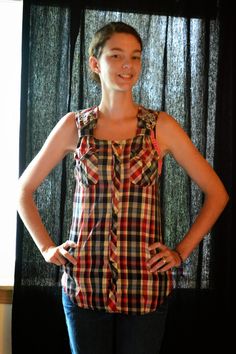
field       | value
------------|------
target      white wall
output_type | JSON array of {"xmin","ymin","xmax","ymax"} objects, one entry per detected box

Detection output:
[
  {"xmin": 0, "ymin": 3, "xmax": 22, "ymax": 352},
  {"xmin": 0, "ymin": 304, "xmax": 12, "ymax": 354}
]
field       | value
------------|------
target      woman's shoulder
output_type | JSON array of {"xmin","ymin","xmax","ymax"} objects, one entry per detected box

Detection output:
[
  {"xmin": 140, "ymin": 106, "xmax": 176, "ymax": 125},
  {"xmin": 54, "ymin": 111, "xmax": 77, "ymax": 134},
  {"xmin": 155, "ymin": 111, "xmax": 187, "ymax": 157},
  {"xmin": 156, "ymin": 111, "xmax": 183, "ymax": 132},
  {"xmin": 44, "ymin": 112, "xmax": 78, "ymax": 153},
  {"xmin": 57, "ymin": 107, "xmax": 97, "ymax": 131}
]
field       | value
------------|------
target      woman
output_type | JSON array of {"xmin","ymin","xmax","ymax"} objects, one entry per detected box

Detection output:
[{"xmin": 17, "ymin": 22, "xmax": 229, "ymax": 354}]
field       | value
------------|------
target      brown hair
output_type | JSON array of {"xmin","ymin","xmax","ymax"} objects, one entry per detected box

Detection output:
[{"xmin": 89, "ymin": 21, "xmax": 143, "ymax": 83}]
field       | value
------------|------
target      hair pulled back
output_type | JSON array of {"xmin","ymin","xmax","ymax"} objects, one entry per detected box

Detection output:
[{"xmin": 89, "ymin": 21, "xmax": 142, "ymax": 83}]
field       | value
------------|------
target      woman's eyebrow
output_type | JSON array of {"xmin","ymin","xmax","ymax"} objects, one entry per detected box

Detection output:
[{"xmin": 109, "ymin": 47, "xmax": 142, "ymax": 53}]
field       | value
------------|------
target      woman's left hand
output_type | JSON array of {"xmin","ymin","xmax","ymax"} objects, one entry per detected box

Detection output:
[{"xmin": 147, "ymin": 242, "xmax": 181, "ymax": 272}]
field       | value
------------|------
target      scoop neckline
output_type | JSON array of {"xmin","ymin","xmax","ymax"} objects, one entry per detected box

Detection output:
[
  {"xmin": 92, "ymin": 105, "xmax": 143, "ymax": 143},
  {"xmin": 93, "ymin": 136, "xmax": 135, "ymax": 144}
]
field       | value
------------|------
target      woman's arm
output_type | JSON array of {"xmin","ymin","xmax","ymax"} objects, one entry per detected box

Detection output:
[
  {"xmin": 147, "ymin": 112, "xmax": 229, "ymax": 272},
  {"xmin": 17, "ymin": 112, "xmax": 79, "ymax": 266}
]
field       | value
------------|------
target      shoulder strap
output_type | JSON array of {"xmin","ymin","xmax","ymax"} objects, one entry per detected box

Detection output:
[
  {"xmin": 75, "ymin": 106, "xmax": 97, "ymax": 137},
  {"xmin": 150, "ymin": 112, "xmax": 163, "ymax": 176}
]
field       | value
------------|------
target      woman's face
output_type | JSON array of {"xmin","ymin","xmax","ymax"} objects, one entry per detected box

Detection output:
[{"xmin": 92, "ymin": 32, "xmax": 142, "ymax": 92}]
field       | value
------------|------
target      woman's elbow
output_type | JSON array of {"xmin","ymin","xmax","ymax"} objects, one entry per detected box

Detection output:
[
  {"xmin": 211, "ymin": 183, "xmax": 230, "ymax": 212},
  {"xmin": 16, "ymin": 179, "xmax": 34, "ymax": 210},
  {"xmin": 221, "ymin": 188, "xmax": 230, "ymax": 209}
]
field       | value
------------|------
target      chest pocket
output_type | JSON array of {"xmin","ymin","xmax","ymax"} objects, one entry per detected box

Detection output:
[
  {"xmin": 130, "ymin": 142, "xmax": 159, "ymax": 187},
  {"xmin": 75, "ymin": 141, "xmax": 99, "ymax": 187}
]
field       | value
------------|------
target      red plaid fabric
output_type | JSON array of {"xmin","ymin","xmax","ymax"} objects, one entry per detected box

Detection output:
[{"xmin": 62, "ymin": 106, "xmax": 173, "ymax": 314}]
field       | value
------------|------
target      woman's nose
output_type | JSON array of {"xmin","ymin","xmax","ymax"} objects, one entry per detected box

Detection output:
[{"xmin": 122, "ymin": 61, "xmax": 131, "ymax": 69}]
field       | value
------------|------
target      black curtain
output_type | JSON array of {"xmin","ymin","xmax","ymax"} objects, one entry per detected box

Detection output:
[
  {"xmin": 210, "ymin": 0, "xmax": 234, "ymax": 345},
  {"xmin": 12, "ymin": 1, "xmax": 233, "ymax": 353}
]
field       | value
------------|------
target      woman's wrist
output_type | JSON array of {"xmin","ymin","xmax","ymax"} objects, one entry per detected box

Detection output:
[{"xmin": 174, "ymin": 249, "xmax": 184, "ymax": 266}]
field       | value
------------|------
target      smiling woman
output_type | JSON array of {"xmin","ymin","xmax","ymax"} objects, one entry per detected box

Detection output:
[
  {"xmin": 0, "ymin": 0, "xmax": 23, "ymax": 288},
  {"xmin": 10, "ymin": 3, "xmax": 233, "ymax": 353}
]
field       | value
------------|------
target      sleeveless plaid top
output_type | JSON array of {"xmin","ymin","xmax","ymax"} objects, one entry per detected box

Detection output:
[{"xmin": 62, "ymin": 105, "xmax": 173, "ymax": 315}]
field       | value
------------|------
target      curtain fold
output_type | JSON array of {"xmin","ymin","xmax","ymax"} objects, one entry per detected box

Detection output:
[{"xmin": 12, "ymin": 1, "xmax": 232, "ymax": 353}]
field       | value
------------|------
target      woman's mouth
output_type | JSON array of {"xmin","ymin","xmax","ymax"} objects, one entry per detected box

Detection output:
[{"xmin": 118, "ymin": 73, "xmax": 133, "ymax": 79}]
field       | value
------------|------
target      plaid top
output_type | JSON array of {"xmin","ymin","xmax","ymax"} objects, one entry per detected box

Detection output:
[{"xmin": 62, "ymin": 105, "xmax": 173, "ymax": 315}]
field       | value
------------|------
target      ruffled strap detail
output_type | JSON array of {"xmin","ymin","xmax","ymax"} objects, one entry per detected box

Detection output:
[
  {"xmin": 75, "ymin": 106, "xmax": 98, "ymax": 137},
  {"xmin": 138, "ymin": 107, "xmax": 163, "ymax": 176},
  {"xmin": 150, "ymin": 130, "xmax": 163, "ymax": 176}
]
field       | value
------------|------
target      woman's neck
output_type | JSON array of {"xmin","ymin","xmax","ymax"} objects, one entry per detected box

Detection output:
[{"xmin": 98, "ymin": 90, "xmax": 138, "ymax": 121}]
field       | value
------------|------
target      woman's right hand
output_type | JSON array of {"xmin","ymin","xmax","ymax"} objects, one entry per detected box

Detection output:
[{"xmin": 42, "ymin": 240, "xmax": 78, "ymax": 266}]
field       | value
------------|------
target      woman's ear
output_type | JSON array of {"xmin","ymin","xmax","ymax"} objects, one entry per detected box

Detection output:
[{"xmin": 89, "ymin": 56, "xmax": 100, "ymax": 74}]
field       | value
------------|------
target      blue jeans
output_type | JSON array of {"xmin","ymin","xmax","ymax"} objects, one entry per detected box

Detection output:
[{"xmin": 62, "ymin": 289, "xmax": 169, "ymax": 354}]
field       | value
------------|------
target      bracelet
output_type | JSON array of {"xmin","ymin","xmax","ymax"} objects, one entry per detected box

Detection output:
[{"xmin": 174, "ymin": 249, "xmax": 184, "ymax": 264}]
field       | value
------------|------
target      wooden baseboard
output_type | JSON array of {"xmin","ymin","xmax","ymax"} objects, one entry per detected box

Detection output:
[{"xmin": 0, "ymin": 286, "xmax": 13, "ymax": 304}]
